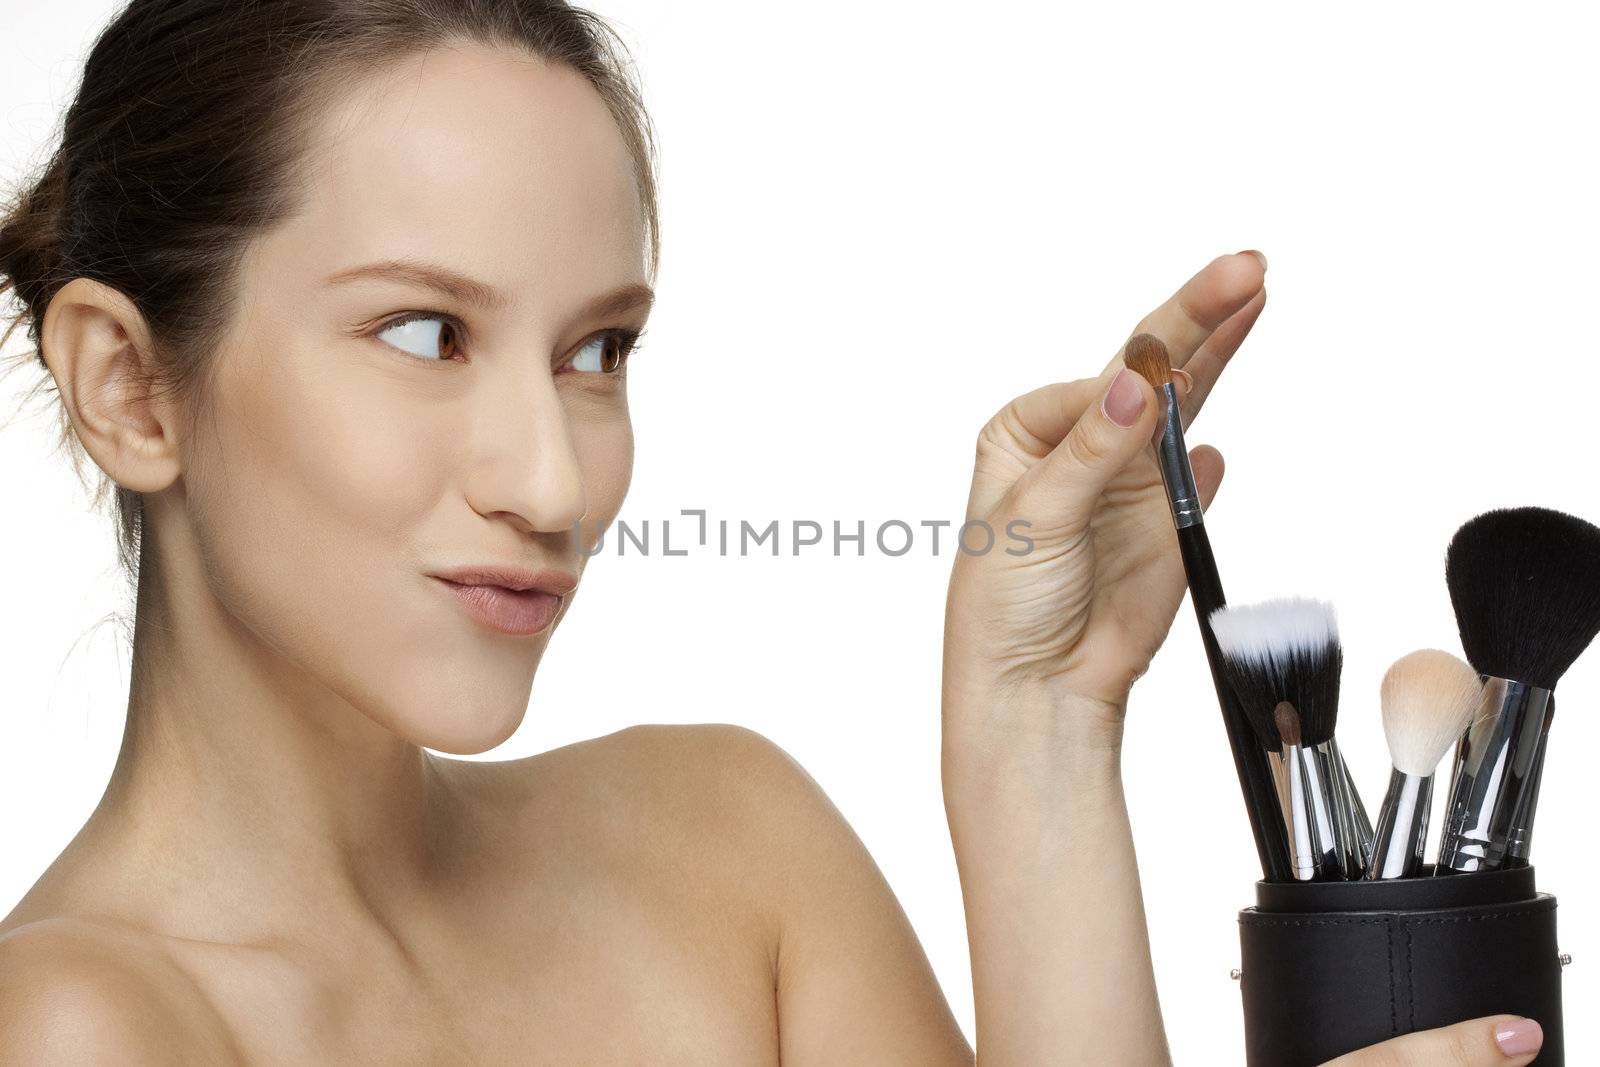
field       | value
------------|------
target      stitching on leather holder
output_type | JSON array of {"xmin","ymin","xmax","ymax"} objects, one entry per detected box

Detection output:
[
  {"xmin": 1387, "ymin": 918, "xmax": 1398, "ymax": 1034},
  {"xmin": 1405, "ymin": 925, "xmax": 1416, "ymax": 1031}
]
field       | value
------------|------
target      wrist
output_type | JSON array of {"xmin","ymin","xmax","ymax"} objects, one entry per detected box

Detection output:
[{"xmin": 942, "ymin": 684, "xmax": 1127, "ymax": 795}]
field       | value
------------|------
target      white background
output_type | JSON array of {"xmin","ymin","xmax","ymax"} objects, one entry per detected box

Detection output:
[{"xmin": 3, "ymin": 2, "xmax": 1597, "ymax": 1062}]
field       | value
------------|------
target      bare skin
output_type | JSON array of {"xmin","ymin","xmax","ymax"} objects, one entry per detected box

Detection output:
[
  {"xmin": 1, "ymin": 724, "xmax": 971, "ymax": 1064},
  {"xmin": 0, "ymin": 42, "xmax": 969, "ymax": 1066},
  {"xmin": 0, "ymin": 39, "xmax": 1539, "ymax": 1067}
]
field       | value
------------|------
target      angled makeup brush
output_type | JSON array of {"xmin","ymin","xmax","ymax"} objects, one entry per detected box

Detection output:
[
  {"xmin": 1210, "ymin": 597, "xmax": 1352, "ymax": 881},
  {"xmin": 1435, "ymin": 505, "xmax": 1600, "ymax": 873},
  {"xmin": 1366, "ymin": 650, "xmax": 1484, "ymax": 880},
  {"xmin": 1126, "ymin": 334, "xmax": 1291, "ymax": 882}
]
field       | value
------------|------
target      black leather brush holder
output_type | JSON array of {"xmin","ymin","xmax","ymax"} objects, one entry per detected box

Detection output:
[{"xmin": 1237, "ymin": 866, "xmax": 1564, "ymax": 1065}]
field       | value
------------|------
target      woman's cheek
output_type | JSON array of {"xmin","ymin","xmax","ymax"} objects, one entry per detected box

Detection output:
[{"xmin": 571, "ymin": 406, "xmax": 634, "ymax": 537}]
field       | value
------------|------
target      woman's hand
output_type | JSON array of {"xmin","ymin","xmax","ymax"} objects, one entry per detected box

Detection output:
[
  {"xmin": 942, "ymin": 250, "xmax": 1266, "ymax": 764},
  {"xmin": 1323, "ymin": 1015, "xmax": 1544, "ymax": 1066},
  {"xmin": 939, "ymin": 253, "xmax": 1543, "ymax": 1067},
  {"xmin": 941, "ymin": 251, "xmax": 1269, "ymax": 1065}
]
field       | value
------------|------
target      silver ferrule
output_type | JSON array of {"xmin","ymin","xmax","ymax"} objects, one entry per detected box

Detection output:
[
  {"xmin": 1435, "ymin": 676, "xmax": 1553, "ymax": 873},
  {"xmin": 1366, "ymin": 768, "xmax": 1433, "ymax": 880},
  {"xmin": 1263, "ymin": 748, "xmax": 1299, "ymax": 879},
  {"xmin": 1328, "ymin": 741, "xmax": 1373, "ymax": 873},
  {"xmin": 1151, "ymin": 381, "xmax": 1203, "ymax": 530},
  {"xmin": 1285, "ymin": 742, "xmax": 1348, "ymax": 881},
  {"xmin": 1309, "ymin": 742, "xmax": 1355, "ymax": 879},
  {"xmin": 1505, "ymin": 715, "xmax": 1553, "ymax": 867}
]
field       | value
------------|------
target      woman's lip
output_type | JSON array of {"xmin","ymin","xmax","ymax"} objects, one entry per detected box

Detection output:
[{"xmin": 434, "ymin": 578, "xmax": 561, "ymax": 636}]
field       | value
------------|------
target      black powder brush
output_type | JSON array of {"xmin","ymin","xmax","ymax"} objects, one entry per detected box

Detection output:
[{"xmin": 1435, "ymin": 505, "xmax": 1600, "ymax": 873}]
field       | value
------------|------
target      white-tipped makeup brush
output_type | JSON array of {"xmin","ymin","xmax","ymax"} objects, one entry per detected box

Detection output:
[
  {"xmin": 1365, "ymin": 650, "xmax": 1485, "ymax": 880},
  {"xmin": 1211, "ymin": 597, "xmax": 1354, "ymax": 881}
]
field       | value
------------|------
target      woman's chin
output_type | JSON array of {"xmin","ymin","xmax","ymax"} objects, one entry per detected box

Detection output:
[
  {"xmin": 374, "ymin": 691, "xmax": 531, "ymax": 755},
  {"xmin": 403, "ymin": 712, "xmax": 527, "ymax": 756}
]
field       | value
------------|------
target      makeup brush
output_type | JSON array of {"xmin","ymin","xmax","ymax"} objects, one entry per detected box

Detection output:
[
  {"xmin": 1125, "ymin": 334, "xmax": 1291, "ymax": 882},
  {"xmin": 1341, "ymin": 763, "xmax": 1376, "ymax": 873},
  {"xmin": 1365, "ymin": 650, "xmax": 1484, "ymax": 880},
  {"xmin": 1503, "ymin": 694, "xmax": 1554, "ymax": 868},
  {"xmin": 1210, "ymin": 597, "xmax": 1352, "ymax": 881},
  {"xmin": 1282, "ymin": 639, "xmax": 1363, "ymax": 881},
  {"xmin": 1275, "ymin": 702, "xmax": 1347, "ymax": 881},
  {"xmin": 1435, "ymin": 505, "xmax": 1600, "ymax": 873},
  {"xmin": 1236, "ymin": 690, "xmax": 1340, "ymax": 881}
]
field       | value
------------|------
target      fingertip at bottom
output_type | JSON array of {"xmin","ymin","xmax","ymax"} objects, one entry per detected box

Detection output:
[{"xmin": 1494, "ymin": 1017, "xmax": 1543, "ymax": 1056}]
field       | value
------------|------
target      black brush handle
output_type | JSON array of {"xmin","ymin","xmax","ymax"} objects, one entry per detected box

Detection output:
[{"xmin": 1177, "ymin": 523, "xmax": 1293, "ymax": 881}]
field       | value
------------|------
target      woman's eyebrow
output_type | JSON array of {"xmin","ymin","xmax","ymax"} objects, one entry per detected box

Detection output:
[
  {"xmin": 325, "ymin": 258, "xmax": 509, "ymax": 311},
  {"xmin": 324, "ymin": 258, "xmax": 654, "ymax": 321}
]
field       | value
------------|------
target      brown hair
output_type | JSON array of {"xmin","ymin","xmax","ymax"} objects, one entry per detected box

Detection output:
[{"xmin": 0, "ymin": 0, "xmax": 660, "ymax": 582}]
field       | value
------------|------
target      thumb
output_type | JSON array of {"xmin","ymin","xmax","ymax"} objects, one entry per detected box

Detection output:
[
  {"xmin": 1010, "ymin": 365, "xmax": 1157, "ymax": 533},
  {"xmin": 1322, "ymin": 1015, "xmax": 1544, "ymax": 1066}
]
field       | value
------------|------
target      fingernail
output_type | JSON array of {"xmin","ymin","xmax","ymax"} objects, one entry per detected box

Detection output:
[
  {"xmin": 1236, "ymin": 249, "xmax": 1268, "ymax": 272},
  {"xmin": 1171, "ymin": 367, "xmax": 1194, "ymax": 396},
  {"xmin": 1103, "ymin": 368, "xmax": 1146, "ymax": 427},
  {"xmin": 1494, "ymin": 1018, "xmax": 1543, "ymax": 1056}
]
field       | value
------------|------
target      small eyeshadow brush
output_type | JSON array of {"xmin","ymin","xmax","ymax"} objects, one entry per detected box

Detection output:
[{"xmin": 1124, "ymin": 334, "xmax": 1291, "ymax": 881}]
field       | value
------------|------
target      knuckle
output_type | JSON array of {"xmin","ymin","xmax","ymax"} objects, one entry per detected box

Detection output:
[
  {"xmin": 973, "ymin": 407, "xmax": 1004, "ymax": 457},
  {"xmin": 1063, "ymin": 424, "xmax": 1105, "ymax": 470}
]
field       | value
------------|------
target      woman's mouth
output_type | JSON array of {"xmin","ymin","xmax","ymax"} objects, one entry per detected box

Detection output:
[{"xmin": 434, "ymin": 578, "xmax": 562, "ymax": 636}]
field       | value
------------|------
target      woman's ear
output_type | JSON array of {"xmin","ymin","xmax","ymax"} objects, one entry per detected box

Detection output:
[{"xmin": 39, "ymin": 276, "xmax": 182, "ymax": 494}]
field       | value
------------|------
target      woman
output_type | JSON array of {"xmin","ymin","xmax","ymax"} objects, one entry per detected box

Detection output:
[{"xmin": 0, "ymin": 2, "xmax": 1544, "ymax": 1063}]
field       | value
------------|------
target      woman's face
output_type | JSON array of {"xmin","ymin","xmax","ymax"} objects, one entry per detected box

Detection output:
[{"xmin": 178, "ymin": 43, "xmax": 648, "ymax": 754}]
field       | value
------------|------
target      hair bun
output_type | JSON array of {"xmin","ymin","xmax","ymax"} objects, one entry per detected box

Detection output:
[{"xmin": 0, "ymin": 148, "xmax": 68, "ymax": 361}]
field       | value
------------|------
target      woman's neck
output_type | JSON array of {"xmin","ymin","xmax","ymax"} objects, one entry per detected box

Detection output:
[{"xmin": 69, "ymin": 564, "xmax": 473, "ymax": 947}]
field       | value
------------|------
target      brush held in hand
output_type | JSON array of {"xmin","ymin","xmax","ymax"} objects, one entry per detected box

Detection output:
[
  {"xmin": 1125, "ymin": 332, "xmax": 1291, "ymax": 881},
  {"xmin": 1436, "ymin": 505, "xmax": 1600, "ymax": 873}
]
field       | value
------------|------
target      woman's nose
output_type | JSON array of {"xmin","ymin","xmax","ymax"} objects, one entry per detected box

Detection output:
[{"xmin": 462, "ymin": 378, "xmax": 588, "ymax": 536}]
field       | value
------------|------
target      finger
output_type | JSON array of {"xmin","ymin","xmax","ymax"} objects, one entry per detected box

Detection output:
[
  {"xmin": 965, "ymin": 377, "xmax": 1104, "ymax": 519},
  {"xmin": 1178, "ymin": 285, "xmax": 1267, "ymax": 432},
  {"xmin": 1320, "ymin": 1015, "xmax": 1543, "ymax": 1067},
  {"xmin": 1096, "ymin": 250, "xmax": 1268, "ymax": 385},
  {"xmin": 1190, "ymin": 444, "xmax": 1223, "ymax": 511},
  {"xmin": 1009, "ymin": 366, "xmax": 1157, "ymax": 534}
]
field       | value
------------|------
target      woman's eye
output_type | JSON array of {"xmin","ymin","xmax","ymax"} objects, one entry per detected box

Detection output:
[
  {"xmin": 376, "ymin": 314, "xmax": 462, "ymax": 362},
  {"xmin": 567, "ymin": 330, "xmax": 640, "ymax": 375}
]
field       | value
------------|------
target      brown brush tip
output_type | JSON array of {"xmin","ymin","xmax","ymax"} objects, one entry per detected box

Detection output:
[
  {"xmin": 1122, "ymin": 333, "xmax": 1173, "ymax": 387},
  {"xmin": 1273, "ymin": 701, "xmax": 1301, "ymax": 747}
]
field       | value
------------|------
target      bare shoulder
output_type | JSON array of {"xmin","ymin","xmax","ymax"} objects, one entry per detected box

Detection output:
[
  {"xmin": 604, "ymin": 721, "xmax": 817, "ymax": 796},
  {"xmin": 484, "ymin": 721, "xmax": 822, "ymax": 821},
  {"xmin": 0, "ymin": 916, "xmax": 242, "ymax": 1064},
  {"xmin": 491, "ymin": 723, "xmax": 815, "ymax": 854},
  {"xmin": 477, "ymin": 722, "xmax": 859, "ymax": 912},
  {"xmin": 567, "ymin": 724, "xmax": 974, "ymax": 1065},
  {"xmin": 580, "ymin": 722, "xmax": 841, "ymax": 845},
  {"xmin": 455, "ymin": 725, "xmax": 970, "ymax": 1063}
]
